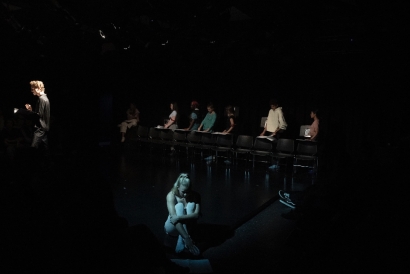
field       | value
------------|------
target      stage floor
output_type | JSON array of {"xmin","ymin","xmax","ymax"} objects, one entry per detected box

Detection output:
[{"xmin": 103, "ymin": 143, "xmax": 315, "ymax": 243}]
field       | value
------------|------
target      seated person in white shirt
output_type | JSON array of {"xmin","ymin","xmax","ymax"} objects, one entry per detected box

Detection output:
[
  {"xmin": 119, "ymin": 102, "xmax": 140, "ymax": 142},
  {"xmin": 164, "ymin": 102, "xmax": 178, "ymax": 130}
]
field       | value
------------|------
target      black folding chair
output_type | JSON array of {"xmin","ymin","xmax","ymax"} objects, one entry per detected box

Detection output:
[
  {"xmin": 250, "ymin": 138, "xmax": 273, "ymax": 168},
  {"xmin": 211, "ymin": 134, "xmax": 233, "ymax": 163},
  {"xmin": 198, "ymin": 133, "xmax": 216, "ymax": 159},
  {"xmin": 147, "ymin": 127, "xmax": 162, "ymax": 152},
  {"xmin": 160, "ymin": 129, "xmax": 175, "ymax": 153},
  {"xmin": 232, "ymin": 135, "xmax": 253, "ymax": 166},
  {"xmin": 178, "ymin": 131, "xmax": 202, "ymax": 158},
  {"xmin": 293, "ymin": 142, "xmax": 318, "ymax": 174},
  {"xmin": 172, "ymin": 130, "xmax": 188, "ymax": 154},
  {"xmin": 271, "ymin": 139, "xmax": 294, "ymax": 172}
]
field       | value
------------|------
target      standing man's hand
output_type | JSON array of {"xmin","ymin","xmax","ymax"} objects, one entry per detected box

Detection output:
[{"xmin": 25, "ymin": 104, "xmax": 32, "ymax": 111}]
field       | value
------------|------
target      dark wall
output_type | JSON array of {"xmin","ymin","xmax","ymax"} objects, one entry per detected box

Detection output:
[{"xmin": 1, "ymin": 1, "xmax": 408, "ymax": 159}]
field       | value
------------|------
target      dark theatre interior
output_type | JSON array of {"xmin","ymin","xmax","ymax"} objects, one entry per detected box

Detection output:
[{"xmin": 0, "ymin": 1, "xmax": 408, "ymax": 273}]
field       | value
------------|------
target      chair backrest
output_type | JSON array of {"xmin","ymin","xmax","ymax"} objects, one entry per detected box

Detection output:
[
  {"xmin": 216, "ymin": 134, "xmax": 233, "ymax": 147},
  {"xmin": 276, "ymin": 139, "xmax": 294, "ymax": 153},
  {"xmin": 299, "ymin": 125, "xmax": 311, "ymax": 137},
  {"xmin": 160, "ymin": 130, "xmax": 174, "ymax": 141},
  {"xmin": 253, "ymin": 138, "xmax": 273, "ymax": 151},
  {"xmin": 148, "ymin": 128, "xmax": 161, "ymax": 140},
  {"xmin": 173, "ymin": 131, "xmax": 187, "ymax": 142},
  {"xmin": 137, "ymin": 125, "xmax": 149, "ymax": 138},
  {"xmin": 236, "ymin": 135, "xmax": 253, "ymax": 149},
  {"xmin": 201, "ymin": 133, "xmax": 215, "ymax": 145},
  {"xmin": 260, "ymin": 117, "xmax": 267, "ymax": 128},
  {"xmin": 297, "ymin": 142, "xmax": 317, "ymax": 155},
  {"xmin": 186, "ymin": 131, "xmax": 202, "ymax": 143}
]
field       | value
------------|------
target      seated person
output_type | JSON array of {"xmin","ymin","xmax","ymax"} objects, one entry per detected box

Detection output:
[
  {"xmin": 197, "ymin": 103, "xmax": 216, "ymax": 133},
  {"xmin": 164, "ymin": 102, "xmax": 178, "ymax": 130},
  {"xmin": 308, "ymin": 109, "xmax": 319, "ymax": 141},
  {"xmin": 164, "ymin": 173, "xmax": 200, "ymax": 255},
  {"xmin": 119, "ymin": 102, "xmax": 139, "ymax": 142},
  {"xmin": 185, "ymin": 101, "xmax": 200, "ymax": 131},
  {"xmin": 222, "ymin": 105, "xmax": 236, "ymax": 134}
]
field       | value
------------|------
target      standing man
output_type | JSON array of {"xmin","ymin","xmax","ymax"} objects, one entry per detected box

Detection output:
[
  {"xmin": 25, "ymin": 80, "xmax": 50, "ymax": 150},
  {"xmin": 260, "ymin": 99, "xmax": 287, "ymax": 139}
]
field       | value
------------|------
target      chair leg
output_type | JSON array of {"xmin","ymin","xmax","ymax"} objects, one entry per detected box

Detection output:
[{"xmin": 266, "ymin": 156, "xmax": 270, "ymax": 172}]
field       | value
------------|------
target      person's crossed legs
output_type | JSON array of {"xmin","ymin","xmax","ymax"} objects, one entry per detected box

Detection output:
[{"xmin": 164, "ymin": 202, "xmax": 196, "ymax": 253}]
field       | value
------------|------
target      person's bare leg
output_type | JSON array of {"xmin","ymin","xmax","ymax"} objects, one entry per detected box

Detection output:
[
  {"xmin": 184, "ymin": 202, "xmax": 200, "ymax": 255},
  {"xmin": 174, "ymin": 203, "xmax": 186, "ymax": 253}
]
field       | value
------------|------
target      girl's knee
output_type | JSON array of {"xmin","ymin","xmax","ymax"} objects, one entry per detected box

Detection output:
[
  {"xmin": 186, "ymin": 202, "xmax": 195, "ymax": 212},
  {"xmin": 174, "ymin": 202, "xmax": 184, "ymax": 213}
]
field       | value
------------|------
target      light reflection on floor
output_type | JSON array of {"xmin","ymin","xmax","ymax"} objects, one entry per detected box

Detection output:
[{"xmin": 110, "ymin": 147, "xmax": 315, "ymax": 240}]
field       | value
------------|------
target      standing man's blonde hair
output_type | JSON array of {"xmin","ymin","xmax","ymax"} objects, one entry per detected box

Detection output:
[{"xmin": 30, "ymin": 80, "xmax": 45, "ymax": 92}]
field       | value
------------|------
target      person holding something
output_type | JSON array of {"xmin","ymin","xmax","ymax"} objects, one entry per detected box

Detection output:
[
  {"xmin": 260, "ymin": 99, "xmax": 287, "ymax": 139},
  {"xmin": 308, "ymin": 109, "xmax": 319, "ymax": 141},
  {"xmin": 197, "ymin": 103, "xmax": 216, "ymax": 133},
  {"xmin": 164, "ymin": 102, "xmax": 178, "ymax": 130},
  {"xmin": 25, "ymin": 80, "xmax": 50, "ymax": 150},
  {"xmin": 185, "ymin": 101, "xmax": 200, "ymax": 131},
  {"xmin": 222, "ymin": 105, "xmax": 236, "ymax": 134}
]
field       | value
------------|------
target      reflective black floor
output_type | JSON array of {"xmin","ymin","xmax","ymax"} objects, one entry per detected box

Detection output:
[
  {"xmin": 105, "ymin": 142, "xmax": 314, "ymax": 249},
  {"xmin": 3, "ymin": 140, "xmax": 402, "ymax": 273},
  {"xmin": 1, "ymin": 140, "xmax": 315, "ymax": 273}
]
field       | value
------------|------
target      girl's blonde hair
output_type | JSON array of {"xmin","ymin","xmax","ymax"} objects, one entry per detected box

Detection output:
[{"xmin": 170, "ymin": 173, "xmax": 190, "ymax": 197}]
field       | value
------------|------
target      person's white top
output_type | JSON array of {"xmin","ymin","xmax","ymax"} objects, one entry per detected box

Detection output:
[
  {"xmin": 266, "ymin": 107, "xmax": 287, "ymax": 132},
  {"xmin": 169, "ymin": 110, "xmax": 177, "ymax": 120}
]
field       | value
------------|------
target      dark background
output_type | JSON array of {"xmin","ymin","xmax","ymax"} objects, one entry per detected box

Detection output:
[
  {"xmin": 1, "ymin": 0, "xmax": 408, "ymax": 161},
  {"xmin": 1, "ymin": 1, "xmax": 408, "ymax": 272}
]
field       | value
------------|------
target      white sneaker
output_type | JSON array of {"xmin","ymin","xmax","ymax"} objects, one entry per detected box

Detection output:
[
  {"xmin": 279, "ymin": 199, "xmax": 296, "ymax": 209},
  {"xmin": 278, "ymin": 190, "xmax": 289, "ymax": 200}
]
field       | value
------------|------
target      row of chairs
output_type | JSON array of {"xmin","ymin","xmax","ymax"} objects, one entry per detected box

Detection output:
[
  {"xmin": 130, "ymin": 126, "xmax": 318, "ymax": 173},
  {"xmin": 231, "ymin": 135, "xmax": 318, "ymax": 173}
]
